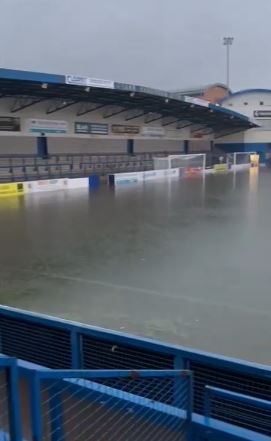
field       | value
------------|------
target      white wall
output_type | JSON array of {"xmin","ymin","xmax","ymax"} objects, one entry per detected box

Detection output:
[
  {"xmin": 189, "ymin": 140, "xmax": 212, "ymax": 152},
  {"xmin": 48, "ymin": 138, "xmax": 127, "ymax": 154},
  {"xmin": 222, "ymin": 91, "xmax": 271, "ymax": 120},
  {"xmin": 134, "ymin": 139, "xmax": 183, "ymax": 153},
  {"xmin": 0, "ymin": 136, "xmax": 36, "ymax": 154}
]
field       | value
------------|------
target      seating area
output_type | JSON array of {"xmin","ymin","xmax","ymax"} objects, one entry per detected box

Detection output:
[{"xmin": 0, "ymin": 151, "xmax": 183, "ymax": 183}]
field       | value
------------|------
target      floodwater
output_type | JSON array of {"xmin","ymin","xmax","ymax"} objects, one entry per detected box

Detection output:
[{"xmin": 1, "ymin": 168, "xmax": 271, "ymax": 364}]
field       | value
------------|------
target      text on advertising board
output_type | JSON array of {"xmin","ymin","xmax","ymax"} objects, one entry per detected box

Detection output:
[
  {"xmin": 254, "ymin": 110, "xmax": 271, "ymax": 118},
  {"xmin": 141, "ymin": 126, "xmax": 165, "ymax": 137},
  {"xmin": 0, "ymin": 117, "xmax": 20, "ymax": 132},
  {"xmin": 27, "ymin": 119, "xmax": 68, "ymax": 134},
  {"xmin": 65, "ymin": 75, "xmax": 114, "ymax": 89},
  {"xmin": 111, "ymin": 124, "xmax": 140, "ymax": 135},
  {"xmin": 74, "ymin": 122, "xmax": 108, "ymax": 135}
]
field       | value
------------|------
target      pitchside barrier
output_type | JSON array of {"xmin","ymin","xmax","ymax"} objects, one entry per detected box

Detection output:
[
  {"xmin": 28, "ymin": 369, "xmax": 192, "ymax": 441},
  {"xmin": 1, "ymin": 306, "xmax": 271, "ymax": 439},
  {"xmin": 108, "ymin": 168, "xmax": 181, "ymax": 185},
  {"xmin": 0, "ymin": 182, "xmax": 24, "ymax": 197},
  {"xmin": 0, "ymin": 356, "xmax": 193, "ymax": 441},
  {"xmin": 0, "ymin": 177, "xmax": 92, "ymax": 198}
]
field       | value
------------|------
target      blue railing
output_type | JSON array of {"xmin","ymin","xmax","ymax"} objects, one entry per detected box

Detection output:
[
  {"xmin": 204, "ymin": 386, "xmax": 271, "ymax": 437},
  {"xmin": 1, "ymin": 306, "xmax": 271, "ymax": 438},
  {"xmin": 0, "ymin": 356, "xmax": 21, "ymax": 441},
  {"xmin": 29, "ymin": 369, "xmax": 192, "ymax": 441}
]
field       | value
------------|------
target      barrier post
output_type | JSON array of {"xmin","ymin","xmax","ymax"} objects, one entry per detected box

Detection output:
[
  {"xmin": 71, "ymin": 329, "xmax": 81, "ymax": 369},
  {"xmin": 8, "ymin": 359, "xmax": 22, "ymax": 441},
  {"xmin": 29, "ymin": 371, "xmax": 42, "ymax": 441}
]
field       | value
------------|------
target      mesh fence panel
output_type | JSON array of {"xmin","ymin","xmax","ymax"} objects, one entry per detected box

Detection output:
[
  {"xmin": 0, "ymin": 368, "xmax": 10, "ymax": 441},
  {"xmin": 207, "ymin": 393, "xmax": 271, "ymax": 437},
  {"xmin": 169, "ymin": 155, "xmax": 205, "ymax": 171},
  {"xmin": 35, "ymin": 370, "xmax": 192, "ymax": 441}
]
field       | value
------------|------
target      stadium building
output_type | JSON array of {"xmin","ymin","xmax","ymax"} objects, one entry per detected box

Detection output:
[
  {"xmin": 216, "ymin": 89, "xmax": 271, "ymax": 161},
  {"xmin": 0, "ymin": 68, "xmax": 256, "ymax": 182}
]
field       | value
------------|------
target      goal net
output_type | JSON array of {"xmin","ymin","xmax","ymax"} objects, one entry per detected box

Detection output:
[
  {"xmin": 153, "ymin": 154, "xmax": 206, "ymax": 173},
  {"xmin": 227, "ymin": 152, "xmax": 257, "ymax": 169}
]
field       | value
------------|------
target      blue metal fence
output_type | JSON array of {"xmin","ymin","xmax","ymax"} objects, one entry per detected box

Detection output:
[
  {"xmin": 1, "ymin": 306, "xmax": 271, "ymax": 438},
  {"xmin": 29, "ymin": 369, "xmax": 192, "ymax": 441},
  {"xmin": 0, "ymin": 356, "xmax": 21, "ymax": 441},
  {"xmin": 204, "ymin": 385, "xmax": 271, "ymax": 437}
]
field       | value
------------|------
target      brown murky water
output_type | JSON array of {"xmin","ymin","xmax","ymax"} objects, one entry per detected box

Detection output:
[{"xmin": 1, "ymin": 168, "xmax": 271, "ymax": 364}]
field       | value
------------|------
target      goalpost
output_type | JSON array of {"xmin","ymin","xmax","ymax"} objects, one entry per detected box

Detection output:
[
  {"xmin": 153, "ymin": 153, "xmax": 206, "ymax": 173},
  {"xmin": 227, "ymin": 152, "xmax": 258, "ymax": 169}
]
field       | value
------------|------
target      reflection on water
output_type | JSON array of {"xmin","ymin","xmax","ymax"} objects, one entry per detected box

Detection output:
[{"xmin": 1, "ymin": 169, "xmax": 271, "ymax": 364}]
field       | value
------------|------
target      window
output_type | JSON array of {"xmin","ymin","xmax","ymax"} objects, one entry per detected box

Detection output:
[
  {"xmin": 260, "ymin": 101, "xmax": 264, "ymax": 105},
  {"xmin": 244, "ymin": 102, "xmax": 248, "ymax": 105}
]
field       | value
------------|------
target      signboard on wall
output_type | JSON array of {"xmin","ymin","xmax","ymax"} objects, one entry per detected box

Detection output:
[
  {"xmin": 141, "ymin": 126, "xmax": 165, "ymax": 137},
  {"xmin": 254, "ymin": 110, "xmax": 271, "ymax": 118},
  {"xmin": 111, "ymin": 124, "xmax": 140, "ymax": 135},
  {"xmin": 75, "ymin": 122, "xmax": 108, "ymax": 135},
  {"xmin": 0, "ymin": 117, "xmax": 20, "ymax": 132},
  {"xmin": 65, "ymin": 75, "xmax": 114, "ymax": 89},
  {"xmin": 26, "ymin": 119, "xmax": 68, "ymax": 134}
]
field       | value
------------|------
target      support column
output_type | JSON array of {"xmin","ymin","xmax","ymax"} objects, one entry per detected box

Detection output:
[
  {"xmin": 37, "ymin": 134, "xmax": 48, "ymax": 158},
  {"xmin": 184, "ymin": 140, "xmax": 189, "ymax": 154},
  {"xmin": 127, "ymin": 139, "xmax": 134, "ymax": 156}
]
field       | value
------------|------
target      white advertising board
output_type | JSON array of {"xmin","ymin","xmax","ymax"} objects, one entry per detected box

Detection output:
[
  {"xmin": 24, "ymin": 179, "xmax": 69, "ymax": 193},
  {"xmin": 141, "ymin": 126, "xmax": 165, "ymax": 137},
  {"xmin": 65, "ymin": 75, "xmax": 114, "ymax": 89},
  {"xmin": 111, "ymin": 168, "xmax": 180, "ymax": 185},
  {"xmin": 26, "ymin": 119, "xmax": 68, "ymax": 134},
  {"xmin": 68, "ymin": 178, "xmax": 89, "ymax": 189}
]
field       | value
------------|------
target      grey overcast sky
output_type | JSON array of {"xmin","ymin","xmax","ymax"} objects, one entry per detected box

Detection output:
[{"xmin": 0, "ymin": 0, "xmax": 270, "ymax": 92}]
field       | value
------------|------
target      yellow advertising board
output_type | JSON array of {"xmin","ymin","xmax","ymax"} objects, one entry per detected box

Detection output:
[
  {"xmin": 0, "ymin": 182, "xmax": 25, "ymax": 198},
  {"xmin": 213, "ymin": 164, "xmax": 228, "ymax": 173}
]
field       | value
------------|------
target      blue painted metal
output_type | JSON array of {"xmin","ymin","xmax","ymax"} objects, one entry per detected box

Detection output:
[
  {"xmin": 89, "ymin": 174, "xmax": 100, "ymax": 188},
  {"xmin": 205, "ymin": 385, "xmax": 271, "ymax": 412},
  {"xmin": 70, "ymin": 329, "xmax": 81, "ymax": 369},
  {"xmin": 0, "ymin": 356, "xmax": 22, "ymax": 441},
  {"xmin": 2, "ymin": 307, "xmax": 271, "ymax": 440},
  {"xmin": 37, "ymin": 136, "xmax": 48, "ymax": 157},
  {"xmin": 0, "ymin": 68, "xmax": 64, "ymax": 84},
  {"xmin": 29, "ymin": 371, "xmax": 42, "ymax": 441},
  {"xmin": 28, "ymin": 368, "xmax": 191, "ymax": 439},
  {"xmin": 127, "ymin": 138, "xmax": 134, "ymax": 155}
]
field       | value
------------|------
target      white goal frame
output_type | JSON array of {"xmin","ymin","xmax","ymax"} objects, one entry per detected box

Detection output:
[
  {"xmin": 227, "ymin": 151, "xmax": 256, "ymax": 167},
  {"xmin": 153, "ymin": 153, "xmax": 207, "ymax": 171}
]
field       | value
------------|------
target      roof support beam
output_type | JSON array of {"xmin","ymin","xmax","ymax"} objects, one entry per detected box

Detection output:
[
  {"xmin": 103, "ymin": 106, "xmax": 127, "ymax": 118},
  {"xmin": 77, "ymin": 103, "xmax": 107, "ymax": 116},
  {"xmin": 214, "ymin": 127, "xmax": 245, "ymax": 139},
  {"xmin": 125, "ymin": 109, "xmax": 148, "ymax": 121},
  {"xmin": 198, "ymin": 128, "xmax": 214, "ymax": 136},
  {"xmin": 190, "ymin": 124, "xmax": 207, "ymax": 133},
  {"xmin": 144, "ymin": 113, "xmax": 163, "ymax": 124},
  {"xmin": 176, "ymin": 121, "xmax": 194, "ymax": 130},
  {"xmin": 46, "ymin": 100, "xmax": 78, "ymax": 114},
  {"xmin": 10, "ymin": 97, "xmax": 45, "ymax": 113},
  {"xmin": 162, "ymin": 117, "xmax": 180, "ymax": 126}
]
